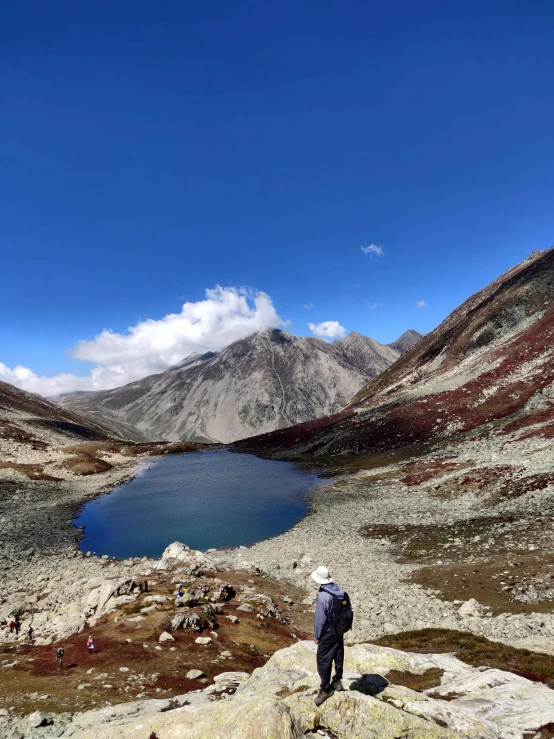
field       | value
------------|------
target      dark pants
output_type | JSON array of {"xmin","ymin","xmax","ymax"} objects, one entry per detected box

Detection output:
[{"xmin": 316, "ymin": 630, "xmax": 344, "ymax": 692}]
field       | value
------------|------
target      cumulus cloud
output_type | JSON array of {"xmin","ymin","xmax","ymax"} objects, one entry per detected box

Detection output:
[
  {"xmin": 308, "ymin": 320, "xmax": 347, "ymax": 341},
  {"xmin": 361, "ymin": 244, "xmax": 383, "ymax": 257},
  {"xmin": 0, "ymin": 286, "xmax": 285, "ymax": 397},
  {"xmin": 416, "ymin": 300, "xmax": 427, "ymax": 308}
]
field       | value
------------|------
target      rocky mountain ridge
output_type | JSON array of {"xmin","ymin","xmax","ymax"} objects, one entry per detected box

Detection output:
[
  {"xmin": 239, "ymin": 248, "xmax": 554, "ymax": 458},
  {"xmin": 58, "ymin": 328, "xmax": 422, "ymax": 444}
]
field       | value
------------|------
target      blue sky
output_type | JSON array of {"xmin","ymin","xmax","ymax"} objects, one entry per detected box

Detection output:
[{"xmin": 1, "ymin": 1, "xmax": 553, "ymax": 394}]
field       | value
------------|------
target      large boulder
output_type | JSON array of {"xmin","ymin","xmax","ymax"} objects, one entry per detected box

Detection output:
[
  {"xmin": 238, "ymin": 592, "xmax": 279, "ymax": 617},
  {"xmin": 155, "ymin": 541, "xmax": 214, "ymax": 575},
  {"xmin": 171, "ymin": 611, "xmax": 201, "ymax": 631},
  {"xmin": 48, "ymin": 602, "xmax": 87, "ymax": 639},
  {"xmin": 458, "ymin": 598, "xmax": 484, "ymax": 618},
  {"xmin": 27, "ymin": 711, "xmax": 51, "ymax": 728},
  {"xmin": 95, "ymin": 578, "xmax": 135, "ymax": 615},
  {"xmin": 160, "ymin": 542, "xmax": 192, "ymax": 562},
  {"xmin": 175, "ymin": 593, "xmax": 197, "ymax": 608},
  {"xmin": 207, "ymin": 580, "xmax": 233, "ymax": 602}
]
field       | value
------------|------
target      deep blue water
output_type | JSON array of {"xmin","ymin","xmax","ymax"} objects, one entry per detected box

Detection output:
[{"xmin": 74, "ymin": 449, "xmax": 317, "ymax": 559}]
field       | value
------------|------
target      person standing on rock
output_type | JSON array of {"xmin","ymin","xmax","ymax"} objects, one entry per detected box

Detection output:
[
  {"xmin": 311, "ymin": 566, "xmax": 353, "ymax": 706},
  {"xmin": 14, "ymin": 616, "xmax": 21, "ymax": 636},
  {"xmin": 57, "ymin": 646, "xmax": 65, "ymax": 669},
  {"xmin": 87, "ymin": 636, "xmax": 94, "ymax": 655},
  {"xmin": 27, "ymin": 625, "xmax": 34, "ymax": 641}
]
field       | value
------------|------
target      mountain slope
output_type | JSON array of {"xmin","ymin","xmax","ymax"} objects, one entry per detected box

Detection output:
[
  {"xmin": 0, "ymin": 380, "xmax": 109, "ymax": 445},
  {"xmin": 238, "ymin": 248, "xmax": 554, "ymax": 457},
  {"xmin": 0, "ymin": 380, "xmax": 112, "ymax": 480},
  {"xmin": 59, "ymin": 329, "xmax": 417, "ymax": 444}
]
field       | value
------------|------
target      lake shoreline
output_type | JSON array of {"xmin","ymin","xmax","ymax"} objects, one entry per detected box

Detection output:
[{"xmin": 73, "ymin": 449, "xmax": 318, "ymax": 558}]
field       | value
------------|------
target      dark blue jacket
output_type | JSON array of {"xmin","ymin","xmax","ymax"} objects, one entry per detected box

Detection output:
[{"xmin": 314, "ymin": 582, "xmax": 345, "ymax": 640}]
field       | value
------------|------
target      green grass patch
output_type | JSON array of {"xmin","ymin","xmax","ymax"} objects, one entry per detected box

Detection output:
[
  {"xmin": 387, "ymin": 668, "xmax": 444, "ymax": 692},
  {"xmin": 123, "ymin": 602, "xmax": 146, "ymax": 615},
  {"xmin": 375, "ymin": 628, "xmax": 554, "ymax": 689}
]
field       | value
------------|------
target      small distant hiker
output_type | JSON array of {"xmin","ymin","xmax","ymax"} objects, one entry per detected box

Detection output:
[
  {"xmin": 8, "ymin": 619, "xmax": 15, "ymax": 633},
  {"xmin": 311, "ymin": 566, "xmax": 353, "ymax": 706},
  {"xmin": 87, "ymin": 636, "xmax": 94, "ymax": 655},
  {"xmin": 57, "ymin": 646, "xmax": 65, "ymax": 669},
  {"xmin": 27, "ymin": 625, "xmax": 34, "ymax": 641},
  {"xmin": 177, "ymin": 584, "xmax": 184, "ymax": 597},
  {"xmin": 144, "ymin": 580, "xmax": 148, "ymax": 593},
  {"xmin": 14, "ymin": 616, "xmax": 21, "ymax": 636}
]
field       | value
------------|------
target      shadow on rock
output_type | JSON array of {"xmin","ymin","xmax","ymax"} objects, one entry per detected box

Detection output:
[{"xmin": 349, "ymin": 673, "xmax": 388, "ymax": 696}]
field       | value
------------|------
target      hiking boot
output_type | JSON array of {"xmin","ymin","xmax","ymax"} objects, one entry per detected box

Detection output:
[
  {"xmin": 314, "ymin": 687, "xmax": 334, "ymax": 705},
  {"xmin": 332, "ymin": 679, "xmax": 345, "ymax": 691}
]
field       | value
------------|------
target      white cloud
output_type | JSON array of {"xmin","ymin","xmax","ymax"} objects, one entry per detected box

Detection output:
[
  {"xmin": 304, "ymin": 303, "xmax": 314, "ymax": 309},
  {"xmin": 0, "ymin": 286, "xmax": 286, "ymax": 397},
  {"xmin": 416, "ymin": 300, "xmax": 427, "ymax": 308},
  {"xmin": 361, "ymin": 244, "xmax": 383, "ymax": 257},
  {"xmin": 308, "ymin": 320, "xmax": 346, "ymax": 341}
]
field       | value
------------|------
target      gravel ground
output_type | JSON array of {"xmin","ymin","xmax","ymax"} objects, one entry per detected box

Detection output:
[{"xmin": 231, "ymin": 427, "xmax": 554, "ymax": 650}]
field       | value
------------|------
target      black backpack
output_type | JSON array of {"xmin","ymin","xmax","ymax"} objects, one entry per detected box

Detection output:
[{"xmin": 322, "ymin": 587, "xmax": 354, "ymax": 636}]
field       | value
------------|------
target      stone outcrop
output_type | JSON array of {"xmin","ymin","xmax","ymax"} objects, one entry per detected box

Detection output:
[
  {"xmin": 94, "ymin": 577, "xmax": 135, "ymax": 615},
  {"xmin": 155, "ymin": 541, "xmax": 214, "ymax": 575},
  {"xmin": 7, "ymin": 640, "xmax": 554, "ymax": 738}
]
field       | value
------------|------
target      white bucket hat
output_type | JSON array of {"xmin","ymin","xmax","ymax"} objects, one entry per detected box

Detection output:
[{"xmin": 311, "ymin": 565, "xmax": 333, "ymax": 585}]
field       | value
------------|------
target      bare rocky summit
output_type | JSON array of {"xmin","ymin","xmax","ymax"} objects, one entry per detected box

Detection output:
[
  {"xmin": 388, "ymin": 328, "xmax": 425, "ymax": 354},
  {"xmin": 59, "ymin": 328, "xmax": 420, "ymax": 444}
]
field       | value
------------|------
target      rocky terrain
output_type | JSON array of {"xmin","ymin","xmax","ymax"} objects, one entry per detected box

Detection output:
[
  {"xmin": 58, "ymin": 328, "xmax": 422, "ymax": 443},
  {"xmin": 5, "ymin": 634, "xmax": 554, "ymax": 738},
  {"xmin": 0, "ymin": 542, "xmax": 316, "ymax": 733},
  {"xmin": 3, "ymin": 249, "xmax": 554, "ymax": 736},
  {"xmin": 232, "ymin": 248, "xmax": 554, "ymax": 648}
]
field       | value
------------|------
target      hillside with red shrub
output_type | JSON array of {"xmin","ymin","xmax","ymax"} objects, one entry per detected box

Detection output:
[{"xmin": 238, "ymin": 247, "xmax": 554, "ymax": 459}]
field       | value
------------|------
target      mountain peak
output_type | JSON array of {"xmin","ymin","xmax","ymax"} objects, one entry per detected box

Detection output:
[
  {"xmin": 59, "ymin": 327, "xmax": 401, "ymax": 444},
  {"xmin": 388, "ymin": 329, "xmax": 424, "ymax": 354},
  {"xmin": 255, "ymin": 328, "xmax": 294, "ymax": 343}
]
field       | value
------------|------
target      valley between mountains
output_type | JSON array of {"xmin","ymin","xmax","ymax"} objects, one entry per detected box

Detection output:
[{"xmin": 2, "ymin": 249, "xmax": 554, "ymax": 737}]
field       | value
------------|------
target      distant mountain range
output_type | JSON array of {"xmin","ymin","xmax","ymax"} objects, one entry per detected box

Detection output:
[{"xmin": 58, "ymin": 329, "xmax": 422, "ymax": 443}]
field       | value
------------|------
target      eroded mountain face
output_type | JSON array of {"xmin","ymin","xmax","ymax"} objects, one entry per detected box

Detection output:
[
  {"xmin": 0, "ymin": 380, "xmax": 109, "ymax": 475},
  {"xmin": 238, "ymin": 248, "xmax": 554, "ymax": 458},
  {"xmin": 58, "ymin": 329, "xmax": 421, "ymax": 444}
]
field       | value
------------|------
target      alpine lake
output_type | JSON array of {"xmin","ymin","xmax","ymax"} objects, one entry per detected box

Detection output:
[{"xmin": 74, "ymin": 449, "xmax": 318, "ymax": 559}]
